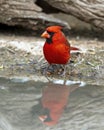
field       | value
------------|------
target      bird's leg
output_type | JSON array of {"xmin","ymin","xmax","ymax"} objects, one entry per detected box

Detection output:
[
  {"xmin": 63, "ymin": 65, "xmax": 67, "ymax": 77},
  {"xmin": 42, "ymin": 64, "xmax": 51, "ymax": 75},
  {"xmin": 43, "ymin": 64, "xmax": 58, "ymax": 75}
]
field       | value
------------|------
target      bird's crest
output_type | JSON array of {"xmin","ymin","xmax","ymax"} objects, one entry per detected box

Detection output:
[{"xmin": 46, "ymin": 26, "xmax": 62, "ymax": 33}]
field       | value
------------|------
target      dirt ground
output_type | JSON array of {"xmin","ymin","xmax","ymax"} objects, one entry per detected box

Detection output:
[{"xmin": 0, "ymin": 28, "xmax": 104, "ymax": 86}]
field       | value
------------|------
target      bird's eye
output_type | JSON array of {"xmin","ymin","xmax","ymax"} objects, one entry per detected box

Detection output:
[
  {"xmin": 47, "ymin": 31, "xmax": 55, "ymax": 36},
  {"xmin": 46, "ymin": 31, "xmax": 55, "ymax": 43}
]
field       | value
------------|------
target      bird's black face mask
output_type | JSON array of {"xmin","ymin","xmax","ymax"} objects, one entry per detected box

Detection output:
[{"xmin": 46, "ymin": 31, "xmax": 55, "ymax": 44}]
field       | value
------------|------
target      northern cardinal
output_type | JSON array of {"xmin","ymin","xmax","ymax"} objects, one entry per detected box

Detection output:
[{"xmin": 41, "ymin": 25, "xmax": 79, "ymax": 65}]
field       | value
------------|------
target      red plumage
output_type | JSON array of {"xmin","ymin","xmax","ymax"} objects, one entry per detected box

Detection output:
[{"xmin": 41, "ymin": 26, "xmax": 78, "ymax": 64}]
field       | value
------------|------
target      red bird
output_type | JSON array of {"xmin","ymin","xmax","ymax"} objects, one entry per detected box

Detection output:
[{"xmin": 41, "ymin": 25, "xmax": 78, "ymax": 65}]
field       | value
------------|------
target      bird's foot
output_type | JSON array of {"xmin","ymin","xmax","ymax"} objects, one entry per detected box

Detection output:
[
  {"xmin": 57, "ymin": 65, "xmax": 67, "ymax": 78},
  {"xmin": 41, "ymin": 64, "xmax": 65, "ymax": 76},
  {"xmin": 41, "ymin": 64, "xmax": 56, "ymax": 75}
]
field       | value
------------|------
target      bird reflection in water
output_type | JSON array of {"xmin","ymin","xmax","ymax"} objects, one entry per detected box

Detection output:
[{"xmin": 38, "ymin": 81, "xmax": 79, "ymax": 126}]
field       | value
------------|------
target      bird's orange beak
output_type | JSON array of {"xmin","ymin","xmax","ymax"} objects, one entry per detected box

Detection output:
[{"xmin": 41, "ymin": 31, "xmax": 50, "ymax": 38}]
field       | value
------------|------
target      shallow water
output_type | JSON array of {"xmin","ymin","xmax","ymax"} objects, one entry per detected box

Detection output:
[{"xmin": 0, "ymin": 77, "xmax": 104, "ymax": 130}]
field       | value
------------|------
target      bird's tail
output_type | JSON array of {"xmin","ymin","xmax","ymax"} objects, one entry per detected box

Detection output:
[{"xmin": 70, "ymin": 46, "xmax": 79, "ymax": 51}]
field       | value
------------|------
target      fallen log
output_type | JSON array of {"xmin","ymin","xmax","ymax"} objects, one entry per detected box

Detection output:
[
  {"xmin": 0, "ymin": 0, "xmax": 69, "ymax": 30},
  {"xmin": 44, "ymin": 0, "xmax": 104, "ymax": 30}
]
